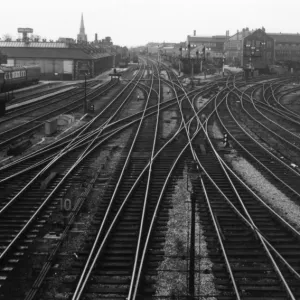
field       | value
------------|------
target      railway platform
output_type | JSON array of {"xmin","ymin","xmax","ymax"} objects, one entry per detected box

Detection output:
[{"xmin": 6, "ymin": 86, "xmax": 76, "ymax": 111}]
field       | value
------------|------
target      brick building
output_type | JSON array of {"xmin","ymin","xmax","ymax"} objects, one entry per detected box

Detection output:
[
  {"xmin": 186, "ymin": 34, "xmax": 226, "ymax": 61},
  {"xmin": 224, "ymin": 28, "xmax": 274, "ymax": 71}
]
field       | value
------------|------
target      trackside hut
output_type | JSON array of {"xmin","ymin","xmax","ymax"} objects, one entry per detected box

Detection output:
[{"xmin": 0, "ymin": 42, "xmax": 112, "ymax": 80}]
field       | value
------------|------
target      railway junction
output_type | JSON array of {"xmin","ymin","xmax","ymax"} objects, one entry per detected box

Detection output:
[{"xmin": 0, "ymin": 58, "xmax": 300, "ymax": 300}]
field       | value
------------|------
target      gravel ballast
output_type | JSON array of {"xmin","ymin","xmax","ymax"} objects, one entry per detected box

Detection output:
[
  {"xmin": 225, "ymin": 152, "xmax": 300, "ymax": 230},
  {"xmin": 154, "ymin": 165, "xmax": 218, "ymax": 299}
]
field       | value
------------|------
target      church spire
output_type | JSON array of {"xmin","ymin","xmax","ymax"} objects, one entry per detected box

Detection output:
[
  {"xmin": 80, "ymin": 13, "xmax": 85, "ymax": 33},
  {"xmin": 77, "ymin": 13, "xmax": 87, "ymax": 42}
]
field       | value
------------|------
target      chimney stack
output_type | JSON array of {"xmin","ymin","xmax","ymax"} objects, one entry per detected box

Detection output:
[
  {"xmin": 194, "ymin": 30, "xmax": 196, "ymax": 36},
  {"xmin": 95, "ymin": 33, "xmax": 98, "ymax": 42}
]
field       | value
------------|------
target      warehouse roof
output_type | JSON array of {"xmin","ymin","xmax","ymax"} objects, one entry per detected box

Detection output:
[{"xmin": 0, "ymin": 47, "xmax": 111, "ymax": 60}]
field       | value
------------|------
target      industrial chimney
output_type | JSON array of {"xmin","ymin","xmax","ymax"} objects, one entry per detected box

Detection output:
[
  {"xmin": 194, "ymin": 30, "xmax": 196, "ymax": 36},
  {"xmin": 95, "ymin": 33, "xmax": 98, "ymax": 42}
]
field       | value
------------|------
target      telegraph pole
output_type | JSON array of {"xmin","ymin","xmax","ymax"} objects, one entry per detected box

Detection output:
[
  {"xmin": 84, "ymin": 73, "xmax": 87, "ymax": 113},
  {"xmin": 179, "ymin": 47, "xmax": 182, "ymax": 76}
]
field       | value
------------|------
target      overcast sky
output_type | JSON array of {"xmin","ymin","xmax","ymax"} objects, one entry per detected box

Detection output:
[{"xmin": 1, "ymin": 0, "xmax": 299, "ymax": 47}]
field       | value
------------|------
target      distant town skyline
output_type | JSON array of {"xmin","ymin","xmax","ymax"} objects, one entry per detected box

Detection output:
[{"xmin": 1, "ymin": 0, "xmax": 300, "ymax": 47}]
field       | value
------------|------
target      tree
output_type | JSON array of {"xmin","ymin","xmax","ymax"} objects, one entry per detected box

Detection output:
[
  {"xmin": 31, "ymin": 35, "xmax": 41, "ymax": 42},
  {"xmin": 2, "ymin": 34, "xmax": 12, "ymax": 42}
]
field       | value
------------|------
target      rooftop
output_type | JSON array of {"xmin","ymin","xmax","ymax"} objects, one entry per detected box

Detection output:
[
  {"xmin": 0, "ymin": 47, "xmax": 111, "ymax": 60},
  {"xmin": 0, "ymin": 41, "xmax": 113, "ymax": 60},
  {"xmin": 0, "ymin": 41, "xmax": 67, "ymax": 48},
  {"xmin": 187, "ymin": 35, "xmax": 226, "ymax": 42},
  {"xmin": 267, "ymin": 33, "xmax": 300, "ymax": 43}
]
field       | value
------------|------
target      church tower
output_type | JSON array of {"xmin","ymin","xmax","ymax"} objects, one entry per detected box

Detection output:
[{"xmin": 77, "ymin": 13, "xmax": 87, "ymax": 42}]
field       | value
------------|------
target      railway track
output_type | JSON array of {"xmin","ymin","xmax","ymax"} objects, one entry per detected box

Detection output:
[
  {"xmin": 194, "ymin": 149, "xmax": 300, "ymax": 299},
  {"xmin": 0, "ymin": 66, "xmax": 150, "ymax": 298},
  {"xmin": 1, "ymin": 61, "xmax": 300, "ymax": 300},
  {"xmin": 194, "ymin": 80, "xmax": 300, "ymax": 298},
  {"xmin": 0, "ymin": 80, "xmax": 120, "ymax": 150}
]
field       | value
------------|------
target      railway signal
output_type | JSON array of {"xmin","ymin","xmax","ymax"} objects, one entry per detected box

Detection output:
[{"xmin": 0, "ymin": 52, "xmax": 7, "ymax": 64}]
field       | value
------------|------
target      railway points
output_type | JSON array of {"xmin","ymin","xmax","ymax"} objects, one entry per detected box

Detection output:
[{"xmin": 0, "ymin": 56, "xmax": 300, "ymax": 300}]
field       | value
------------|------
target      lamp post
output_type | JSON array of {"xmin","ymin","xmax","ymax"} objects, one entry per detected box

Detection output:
[
  {"xmin": 222, "ymin": 55, "xmax": 225, "ymax": 77},
  {"xmin": 179, "ymin": 47, "xmax": 182, "ymax": 76},
  {"xmin": 147, "ymin": 47, "xmax": 149, "ymax": 76},
  {"xmin": 187, "ymin": 161, "xmax": 200, "ymax": 298},
  {"xmin": 84, "ymin": 73, "xmax": 87, "ymax": 114}
]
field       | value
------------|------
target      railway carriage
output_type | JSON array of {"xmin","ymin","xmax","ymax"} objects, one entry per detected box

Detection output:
[{"xmin": 0, "ymin": 65, "xmax": 40, "ymax": 92}]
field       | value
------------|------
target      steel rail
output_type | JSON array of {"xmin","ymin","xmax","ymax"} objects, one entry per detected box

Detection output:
[
  {"xmin": 71, "ymin": 67, "xmax": 222, "ymax": 300},
  {"xmin": 0, "ymin": 81, "xmax": 111, "ymax": 137},
  {"xmin": 250, "ymin": 83, "xmax": 300, "ymax": 127},
  {"xmin": 0, "ymin": 76, "xmax": 216, "ymax": 175},
  {"xmin": 49, "ymin": 64, "xmax": 146, "ymax": 156},
  {"xmin": 242, "ymin": 85, "xmax": 300, "ymax": 150},
  {"xmin": 250, "ymin": 85, "xmax": 300, "ymax": 138},
  {"xmin": 275, "ymin": 86, "xmax": 300, "ymax": 119},
  {"xmin": 71, "ymin": 65, "xmax": 157, "ymax": 300},
  {"xmin": 0, "ymin": 88, "xmax": 198, "ymax": 182},
  {"xmin": 127, "ymin": 62, "xmax": 161, "ymax": 299},
  {"xmin": 0, "ymin": 71, "xmax": 147, "ymax": 171},
  {"xmin": 0, "ymin": 68, "xmax": 148, "ymax": 263},
  {"xmin": 0, "ymin": 65, "xmax": 146, "ymax": 172},
  {"xmin": 0, "ymin": 66, "xmax": 146, "ymax": 201},
  {"xmin": 128, "ymin": 66, "xmax": 233, "ymax": 299},
  {"xmin": 202, "ymin": 94, "xmax": 300, "ymax": 283},
  {"xmin": 205, "ymin": 93, "xmax": 298, "ymax": 298},
  {"xmin": 0, "ymin": 80, "xmax": 112, "ymax": 125},
  {"xmin": 223, "ymin": 92, "xmax": 300, "ymax": 194},
  {"xmin": 185, "ymin": 85, "xmax": 300, "ymax": 297},
  {"xmin": 231, "ymin": 87, "xmax": 300, "ymax": 178},
  {"xmin": 200, "ymin": 174, "xmax": 242, "ymax": 299}
]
